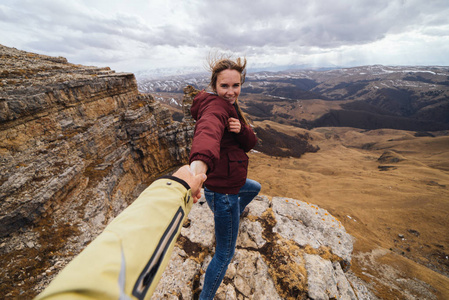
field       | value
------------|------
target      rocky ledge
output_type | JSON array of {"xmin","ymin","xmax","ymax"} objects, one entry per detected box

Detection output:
[{"xmin": 152, "ymin": 195, "xmax": 376, "ymax": 299}]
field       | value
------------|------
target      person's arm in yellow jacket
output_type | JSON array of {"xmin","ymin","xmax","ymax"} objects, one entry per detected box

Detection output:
[{"xmin": 35, "ymin": 166, "xmax": 206, "ymax": 300}]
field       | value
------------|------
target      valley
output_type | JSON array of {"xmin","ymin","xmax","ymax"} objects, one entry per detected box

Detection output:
[{"xmin": 249, "ymin": 122, "xmax": 449, "ymax": 299}]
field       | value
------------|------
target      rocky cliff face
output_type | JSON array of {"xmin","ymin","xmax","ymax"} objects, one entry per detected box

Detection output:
[{"xmin": 0, "ymin": 45, "xmax": 193, "ymax": 297}]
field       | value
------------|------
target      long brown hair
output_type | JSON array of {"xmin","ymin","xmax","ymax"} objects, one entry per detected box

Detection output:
[{"xmin": 207, "ymin": 56, "xmax": 249, "ymax": 125}]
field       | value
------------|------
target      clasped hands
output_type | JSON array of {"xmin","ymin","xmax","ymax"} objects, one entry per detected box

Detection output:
[{"xmin": 173, "ymin": 165, "xmax": 207, "ymax": 204}]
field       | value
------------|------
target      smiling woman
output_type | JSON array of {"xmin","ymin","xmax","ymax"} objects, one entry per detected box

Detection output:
[{"xmin": 189, "ymin": 56, "xmax": 261, "ymax": 299}]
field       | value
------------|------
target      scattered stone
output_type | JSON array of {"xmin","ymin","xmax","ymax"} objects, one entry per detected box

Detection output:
[
  {"xmin": 408, "ymin": 229, "xmax": 420, "ymax": 237},
  {"xmin": 426, "ymin": 180, "xmax": 447, "ymax": 188},
  {"xmin": 378, "ymin": 150, "xmax": 405, "ymax": 163},
  {"xmin": 378, "ymin": 165, "xmax": 397, "ymax": 171}
]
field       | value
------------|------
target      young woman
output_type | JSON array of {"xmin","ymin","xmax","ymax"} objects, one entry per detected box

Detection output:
[{"xmin": 189, "ymin": 57, "xmax": 261, "ymax": 299}]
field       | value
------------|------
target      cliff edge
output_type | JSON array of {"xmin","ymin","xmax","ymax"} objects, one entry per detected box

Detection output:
[{"xmin": 0, "ymin": 45, "xmax": 193, "ymax": 297}]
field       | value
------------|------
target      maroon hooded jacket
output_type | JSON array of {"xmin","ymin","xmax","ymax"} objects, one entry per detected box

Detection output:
[{"xmin": 189, "ymin": 91, "xmax": 257, "ymax": 194}]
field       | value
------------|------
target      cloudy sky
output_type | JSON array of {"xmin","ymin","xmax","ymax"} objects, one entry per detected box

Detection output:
[{"xmin": 1, "ymin": 0, "xmax": 448, "ymax": 74}]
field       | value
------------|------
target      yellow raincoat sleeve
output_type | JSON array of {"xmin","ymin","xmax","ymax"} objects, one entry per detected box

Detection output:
[{"xmin": 35, "ymin": 177, "xmax": 194, "ymax": 300}]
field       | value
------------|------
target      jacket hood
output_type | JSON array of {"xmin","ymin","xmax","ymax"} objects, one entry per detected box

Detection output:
[{"xmin": 191, "ymin": 91, "xmax": 233, "ymax": 121}]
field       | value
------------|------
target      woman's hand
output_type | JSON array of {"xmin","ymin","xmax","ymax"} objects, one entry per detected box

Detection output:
[
  {"xmin": 227, "ymin": 117, "xmax": 241, "ymax": 133},
  {"xmin": 190, "ymin": 160, "xmax": 208, "ymax": 176}
]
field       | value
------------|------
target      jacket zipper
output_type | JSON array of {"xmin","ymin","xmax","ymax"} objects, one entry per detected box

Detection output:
[{"xmin": 132, "ymin": 207, "xmax": 185, "ymax": 299}]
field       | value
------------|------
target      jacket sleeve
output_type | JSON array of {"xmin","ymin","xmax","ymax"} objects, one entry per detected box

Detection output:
[
  {"xmin": 35, "ymin": 177, "xmax": 194, "ymax": 300},
  {"xmin": 189, "ymin": 102, "xmax": 229, "ymax": 173},
  {"xmin": 234, "ymin": 124, "xmax": 258, "ymax": 152}
]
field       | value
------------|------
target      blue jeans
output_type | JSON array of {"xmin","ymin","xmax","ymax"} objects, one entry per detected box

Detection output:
[{"xmin": 199, "ymin": 179, "xmax": 261, "ymax": 300}]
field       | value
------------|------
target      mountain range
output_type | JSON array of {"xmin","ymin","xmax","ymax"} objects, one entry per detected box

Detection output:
[{"xmin": 138, "ymin": 65, "xmax": 449, "ymax": 132}]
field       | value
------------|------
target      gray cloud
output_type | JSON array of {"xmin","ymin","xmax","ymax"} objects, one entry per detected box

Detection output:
[
  {"xmin": 1, "ymin": 0, "xmax": 448, "ymax": 72},
  {"xmin": 191, "ymin": 0, "xmax": 449, "ymax": 48}
]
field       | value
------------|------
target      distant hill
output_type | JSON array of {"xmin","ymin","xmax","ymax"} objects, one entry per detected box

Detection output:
[{"xmin": 138, "ymin": 65, "xmax": 449, "ymax": 131}]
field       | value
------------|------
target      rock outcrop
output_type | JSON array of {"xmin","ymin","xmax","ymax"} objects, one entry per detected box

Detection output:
[
  {"xmin": 181, "ymin": 85, "xmax": 200, "ymax": 123},
  {"xmin": 152, "ymin": 195, "xmax": 376, "ymax": 299},
  {"xmin": 0, "ymin": 44, "xmax": 193, "ymax": 236},
  {"xmin": 0, "ymin": 45, "xmax": 193, "ymax": 297}
]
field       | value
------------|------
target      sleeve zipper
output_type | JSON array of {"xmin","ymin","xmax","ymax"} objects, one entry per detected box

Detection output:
[{"xmin": 132, "ymin": 207, "xmax": 185, "ymax": 299}]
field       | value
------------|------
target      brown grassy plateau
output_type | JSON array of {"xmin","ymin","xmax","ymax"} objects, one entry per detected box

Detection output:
[{"xmin": 247, "ymin": 121, "xmax": 449, "ymax": 299}]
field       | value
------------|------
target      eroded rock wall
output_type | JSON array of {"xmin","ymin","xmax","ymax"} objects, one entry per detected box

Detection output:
[{"xmin": 0, "ymin": 45, "xmax": 193, "ymax": 297}]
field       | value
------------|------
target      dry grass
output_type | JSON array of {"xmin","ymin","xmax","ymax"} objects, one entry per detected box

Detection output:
[{"xmin": 248, "ymin": 122, "xmax": 449, "ymax": 299}]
